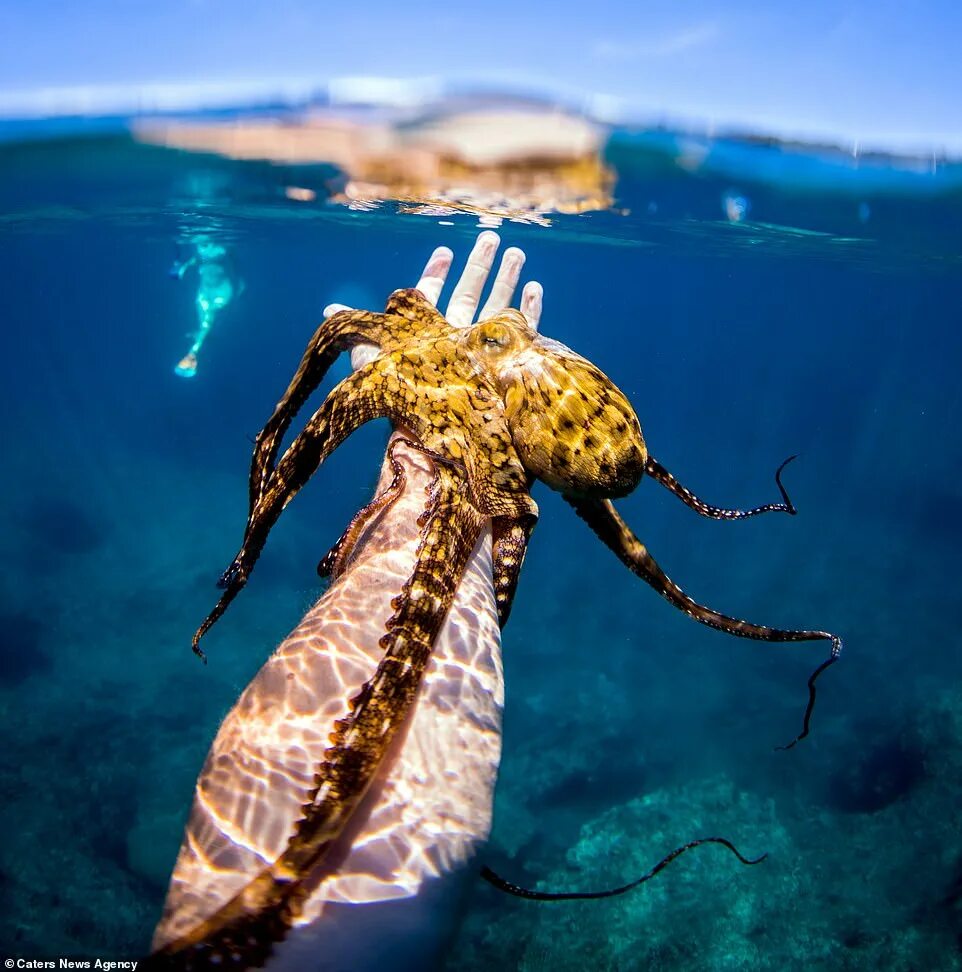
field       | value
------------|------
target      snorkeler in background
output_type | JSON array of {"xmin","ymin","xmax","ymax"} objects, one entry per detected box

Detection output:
[{"xmin": 170, "ymin": 237, "xmax": 243, "ymax": 378}]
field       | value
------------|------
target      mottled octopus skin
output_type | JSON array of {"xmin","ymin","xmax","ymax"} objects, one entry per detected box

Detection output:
[{"xmin": 155, "ymin": 288, "xmax": 840, "ymax": 968}]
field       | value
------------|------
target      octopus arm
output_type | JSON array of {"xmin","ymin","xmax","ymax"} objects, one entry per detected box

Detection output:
[
  {"xmin": 382, "ymin": 288, "xmax": 450, "ymax": 329},
  {"xmin": 490, "ymin": 514, "xmax": 538, "ymax": 627},
  {"xmin": 317, "ymin": 432, "xmax": 480, "ymax": 582},
  {"xmin": 567, "ymin": 495, "xmax": 841, "ymax": 744},
  {"xmin": 249, "ymin": 309, "xmax": 406, "ymax": 515},
  {"xmin": 644, "ymin": 454, "xmax": 798, "ymax": 520},
  {"xmin": 317, "ymin": 437, "xmax": 412, "ymax": 580},
  {"xmin": 196, "ymin": 365, "xmax": 411, "ymax": 655},
  {"xmin": 152, "ymin": 465, "xmax": 488, "ymax": 968},
  {"xmin": 567, "ymin": 496, "xmax": 839, "ymax": 649}
]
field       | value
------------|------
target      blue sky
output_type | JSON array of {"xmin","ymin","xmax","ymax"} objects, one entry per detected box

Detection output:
[{"xmin": 1, "ymin": 0, "xmax": 959, "ymax": 152}]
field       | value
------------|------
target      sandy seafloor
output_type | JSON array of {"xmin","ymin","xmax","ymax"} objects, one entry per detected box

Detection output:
[{"xmin": 1, "ymin": 134, "xmax": 962, "ymax": 969}]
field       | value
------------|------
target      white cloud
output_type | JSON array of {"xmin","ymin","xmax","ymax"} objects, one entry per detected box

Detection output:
[{"xmin": 591, "ymin": 22, "xmax": 719, "ymax": 61}]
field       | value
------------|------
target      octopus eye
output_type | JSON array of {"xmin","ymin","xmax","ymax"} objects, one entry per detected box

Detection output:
[{"xmin": 477, "ymin": 322, "xmax": 510, "ymax": 349}]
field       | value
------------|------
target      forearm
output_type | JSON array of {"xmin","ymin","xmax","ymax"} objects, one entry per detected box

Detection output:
[
  {"xmin": 154, "ymin": 232, "xmax": 540, "ymax": 965},
  {"xmin": 153, "ymin": 433, "xmax": 503, "ymax": 954}
]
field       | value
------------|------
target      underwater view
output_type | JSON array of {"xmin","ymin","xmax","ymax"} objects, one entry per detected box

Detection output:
[{"xmin": 2, "ymin": 87, "xmax": 962, "ymax": 971}]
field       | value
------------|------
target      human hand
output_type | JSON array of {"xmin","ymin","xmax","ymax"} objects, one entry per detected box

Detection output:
[{"xmin": 323, "ymin": 230, "xmax": 543, "ymax": 372}]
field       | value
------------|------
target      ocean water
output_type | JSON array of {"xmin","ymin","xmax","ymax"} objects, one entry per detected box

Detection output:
[{"xmin": 1, "ymin": 119, "xmax": 962, "ymax": 970}]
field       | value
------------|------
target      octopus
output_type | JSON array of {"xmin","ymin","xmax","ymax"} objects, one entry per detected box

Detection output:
[{"xmin": 151, "ymin": 288, "xmax": 841, "ymax": 967}]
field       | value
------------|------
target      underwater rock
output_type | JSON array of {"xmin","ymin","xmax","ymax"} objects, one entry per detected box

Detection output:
[
  {"xmin": 495, "ymin": 777, "xmax": 789, "ymax": 972},
  {"xmin": 453, "ymin": 764, "xmax": 962, "ymax": 972},
  {"xmin": 493, "ymin": 712, "xmax": 648, "ymax": 862},
  {"xmin": 0, "ymin": 707, "xmax": 158, "ymax": 956},
  {"xmin": 917, "ymin": 683, "xmax": 962, "ymax": 780},
  {"xmin": 827, "ymin": 730, "xmax": 927, "ymax": 814}
]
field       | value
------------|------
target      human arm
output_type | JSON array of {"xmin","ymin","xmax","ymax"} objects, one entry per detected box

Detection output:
[{"xmin": 152, "ymin": 233, "xmax": 542, "ymax": 968}]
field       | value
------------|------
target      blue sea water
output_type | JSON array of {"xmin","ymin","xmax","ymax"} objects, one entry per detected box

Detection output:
[{"xmin": 1, "ymin": 120, "xmax": 962, "ymax": 969}]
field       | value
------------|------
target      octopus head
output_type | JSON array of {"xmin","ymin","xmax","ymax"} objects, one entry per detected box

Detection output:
[{"xmin": 465, "ymin": 313, "xmax": 647, "ymax": 498}]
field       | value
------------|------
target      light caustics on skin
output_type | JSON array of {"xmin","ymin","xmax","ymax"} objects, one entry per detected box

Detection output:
[
  {"xmin": 152, "ymin": 435, "xmax": 505, "ymax": 968},
  {"xmin": 152, "ymin": 288, "xmax": 840, "ymax": 967}
]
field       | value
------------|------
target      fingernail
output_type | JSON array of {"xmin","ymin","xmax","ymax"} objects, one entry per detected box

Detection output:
[
  {"xmin": 502, "ymin": 247, "xmax": 525, "ymax": 274},
  {"xmin": 522, "ymin": 282, "xmax": 543, "ymax": 315},
  {"xmin": 423, "ymin": 250, "xmax": 452, "ymax": 276}
]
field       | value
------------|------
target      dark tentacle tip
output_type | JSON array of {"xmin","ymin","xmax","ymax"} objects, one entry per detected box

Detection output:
[
  {"xmin": 480, "ymin": 836, "xmax": 767, "ymax": 902},
  {"xmin": 775, "ymin": 640, "xmax": 841, "ymax": 751},
  {"xmin": 774, "ymin": 454, "xmax": 799, "ymax": 515},
  {"xmin": 191, "ymin": 638, "xmax": 208, "ymax": 665}
]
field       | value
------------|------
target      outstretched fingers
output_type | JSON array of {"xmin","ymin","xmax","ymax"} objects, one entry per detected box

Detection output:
[
  {"xmin": 444, "ymin": 231, "xmax": 542, "ymax": 330},
  {"xmin": 520, "ymin": 280, "xmax": 544, "ymax": 331},
  {"xmin": 445, "ymin": 230, "xmax": 502, "ymax": 326},
  {"xmin": 332, "ymin": 233, "xmax": 542, "ymax": 343},
  {"xmin": 478, "ymin": 246, "xmax": 526, "ymax": 321},
  {"xmin": 414, "ymin": 245, "xmax": 455, "ymax": 306}
]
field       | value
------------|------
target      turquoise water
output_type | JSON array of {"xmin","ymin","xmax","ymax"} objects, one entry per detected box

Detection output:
[{"xmin": 2, "ymin": 120, "xmax": 962, "ymax": 969}]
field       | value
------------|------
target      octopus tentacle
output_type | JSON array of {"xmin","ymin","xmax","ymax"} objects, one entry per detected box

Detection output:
[
  {"xmin": 491, "ymin": 514, "xmax": 538, "ymax": 627},
  {"xmin": 152, "ymin": 465, "xmax": 487, "ymax": 969},
  {"xmin": 315, "ymin": 433, "xmax": 466, "ymax": 581},
  {"xmin": 468, "ymin": 462, "xmax": 538, "ymax": 521},
  {"xmin": 317, "ymin": 435, "xmax": 412, "ymax": 580},
  {"xmin": 567, "ymin": 496, "xmax": 841, "ymax": 745},
  {"xmin": 568, "ymin": 496, "xmax": 838, "ymax": 648},
  {"xmin": 248, "ymin": 309, "xmax": 405, "ymax": 515},
  {"xmin": 645, "ymin": 455, "xmax": 798, "ymax": 520},
  {"xmin": 482, "ymin": 836, "xmax": 766, "ymax": 901},
  {"xmin": 193, "ymin": 367, "xmax": 397, "ymax": 658},
  {"xmin": 383, "ymin": 287, "xmax": 449, "ymax": 327}
]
